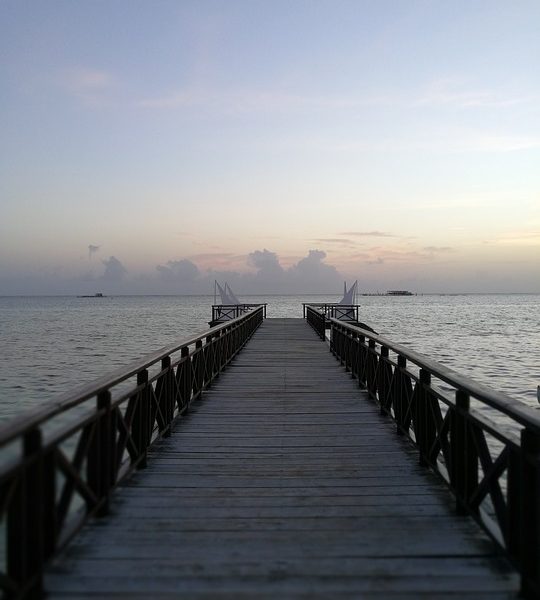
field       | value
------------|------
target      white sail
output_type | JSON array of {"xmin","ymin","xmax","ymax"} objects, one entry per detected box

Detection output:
[
  {"xmin": 339, "ymin": 281, "xmax": 357, "ymax": 305},
  {"xmin": 225, "ymin": 283, "xmax": 241, "ymax": 305},
  {"xmin": 216, "ymin": 281, "xmax": 233, "ymax": 304}
]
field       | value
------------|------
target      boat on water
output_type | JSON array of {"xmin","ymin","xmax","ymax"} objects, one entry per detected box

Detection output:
[
  {"xmin": 77, "ymin": 292, "xmax": 105, "ymax": 298},
  {"xmin": 386, "ymin": 290, "xmax": 414, "ymax": 296}
]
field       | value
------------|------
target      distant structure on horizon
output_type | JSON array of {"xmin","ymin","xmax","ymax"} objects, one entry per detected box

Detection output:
[
  {"xmin": 361, "ymin": 290, "xmax": 416, "ymax": 297},
  {"xmin": 386, "ymin": 290, "xmax": 415, "ymax": 296}
]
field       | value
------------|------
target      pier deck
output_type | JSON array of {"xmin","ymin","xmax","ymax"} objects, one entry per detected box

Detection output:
[{"xmin": 45, "ymin": 318, "xmax": 518, "ymax": 598}]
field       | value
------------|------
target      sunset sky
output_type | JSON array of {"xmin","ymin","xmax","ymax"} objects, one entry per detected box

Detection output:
[{"xmin": 1, "ymin": 1, "xmax": 539, "ymax": 294}]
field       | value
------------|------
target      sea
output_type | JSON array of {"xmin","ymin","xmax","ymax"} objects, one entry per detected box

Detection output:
[{"xmin": 0, "ymin": 294, "xmax": 539, "ymax": 423}]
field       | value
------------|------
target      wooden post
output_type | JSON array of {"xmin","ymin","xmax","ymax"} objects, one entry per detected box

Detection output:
[
  {"xmin": 195, "ymin": 340, "xmax": 204, "ymax": 397},
  {"xmin": 42, "ymin": 447, "xmax": 57, "ymax": 561},
  {"xmin": 451, "ymin": 391, "xmax": 478, "ymax": 515},
  {"xmin": 506, "ymin": 445, "xmax": 522, "ymax": 566},
  {"xmin": 395, "ymin": 355, "xmax": 407, "ymax": 433},
  {"xmin": 379, "ymin": 346, "xmax": 389, "ymax": 414},
  {"xmin": 135, "ymin": 370, "xmax": 149, "ymax": 469},
  {"xmin": 178, "ymin": 346, "xmax": 191, "ymax": 411},
  {"xmin": 417, "ymin": 369, "xmax": 431, "ymax": 466},
  {"xmin": 8, "ymin": 428, "xmax": 44, "ymax": 598},
  {"xmin": 356, "ymin": 336, "xmax": 366, "ymax": 389},
  {"xmin": 350, "ymin": 332, "xmax": 359, "ymax": 380},
  {"xmin": 205, "ymin": 335, "xmax": 214, "ymax": 385},
  {"xmin": 520, "ymin": 428, "xmax": 540, "ymax": 599},
  {"xmin": 97, "ymin": 391, "xmax": 113, "ymax": 515},
  {"xmin": 160, "ymin": 356, "xmax": 172, "ymax": 436},
  {"xmin": 367, "ymin": 339, "xmax": 378, "ymax": 401}
]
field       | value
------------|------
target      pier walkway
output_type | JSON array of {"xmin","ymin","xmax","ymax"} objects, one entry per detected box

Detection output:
[{"xmin": 45, "ymin": 319, "xmax": 518, "ymax": 598}]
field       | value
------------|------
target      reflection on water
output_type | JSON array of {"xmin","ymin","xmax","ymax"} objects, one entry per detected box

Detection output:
[{"xmin": 0, "ymin": 294, "xmax": 538, "ymax": 421}]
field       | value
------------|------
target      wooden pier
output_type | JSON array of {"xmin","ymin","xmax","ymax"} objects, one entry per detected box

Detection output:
[
  {"xmin": 1, "ymin": 307, "xmax": 539, "ymax": 598},
  {"xmin": 44, "ymin": 318, "xmax": 517, "ymax": 598}
]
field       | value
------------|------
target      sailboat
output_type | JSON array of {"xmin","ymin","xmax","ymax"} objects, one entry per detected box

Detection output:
[
  {"xmin": 334, "ymin": 281, "xmax": 378, "ymax": 333},
  {"xmin": 338, "ymin": 280, "xmax": 358, "ymax": 306},
  {"xmin": 213, "ymin": 281, "xmax": 245, "ymax": 322},
  {"xmin": 215, "ymin": 281, "xmax": 233, "ymax": 305},
  {"xmin": 333, "ymin": 281, "xmax": 358, "ymax": 321},
  {"xmin": 225, "ymin": 283, "xmax": 241, "ymax": 305}
]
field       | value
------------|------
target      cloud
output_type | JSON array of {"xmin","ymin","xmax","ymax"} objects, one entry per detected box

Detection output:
[
  {"xmin": 340, "ymin": 231, "xmax": 398, "ymax": 238},
  {"xmin": 188, "ymin": 253, "xmax": 236, "ymax": 261},
  {"xmin": 248, "ymin": 249, "xmax": 283, "ymax": 273},
  {"xmin": 101, "ymin": 256, "xmax": 127, "ymax": 282},
  {"xmin": 61, "ymin": 67, "xmax": 115, "ymax": 107},
  {"xmin": 157, "ymin": 248, "xmax": 344, "ymax": 294},
  {"xmin": 64, "ymin": 68, "xmax": 112, "ymax": 90},
  {"xmin": 287, "ymin": 250, "xmax": 343, "ymax": 291},
  {"xmin": 136, "ymin": 87, "xmax": 389, "ymax": 113},
  {"xmin": 490, "ymin": 231, "xmax": 540, "ymax": 247},
  {"xmin": 415, "ymin": 78, "xmax": 537, "ymax": 109},
  {"xmin": 423, "ymin": 246, "xmax": 454, "ymax": 254},
  {"xmin": 88, "ymin": 244, "xmax": 100, "ymax": 259},
  {"xmin": 311, "ymin": 238, "xmax": 355, "ymax": 246},
  {"xmin": 156, "ymin": 259, "xmax": 200, "ymax": 282}
]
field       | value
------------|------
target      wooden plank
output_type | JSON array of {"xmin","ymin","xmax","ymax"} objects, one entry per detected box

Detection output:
[{"xmin": 45, "ymin": 318, "xmax": 519, "ymax": 598}]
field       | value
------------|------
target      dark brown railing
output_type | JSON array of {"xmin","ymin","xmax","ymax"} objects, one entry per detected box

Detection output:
[
  {"xmin": 305, "ymin": 304, "xmax": 327, "ymax": 339},
  {"xmin": 211, "ymin": 303, "xmax": 267, "ymax": 323},
  {"xmin": 0, "ymin": 307, "xmax": 264, "ymax": 599},
  {"xmin": 318, "ymin": 313, "xmax": 540, "ymax": 599},
  {"xmin": 302, "ymin": 303, "xmax": 360, "ymax": 323}
]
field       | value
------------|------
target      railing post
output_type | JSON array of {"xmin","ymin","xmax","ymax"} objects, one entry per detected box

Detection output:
[
  {"xmin": 506, "ymin": 445, "xmax": 522, "ymax": 566},
  {"xmin": 134, "ymin": 370, "xmax": 150, "ymax": 469},
  {"xmin": 206, "ymin": 335, "xmax": 214, "ymax": 386},
  {"xmin": 520, "ymin": 428, "xmax": 540, "ymax": 599},
  {"xmin": 379, "ymin": 346, "xmax": 389, "ymax": 414},
  {"xmin": 42, "ymin": 446, "xmax": 57, "ymax": 561},
  {"xmin": 88, "ymin": 390, "xmax": 114, "ymax": 517},
  {"xmin": 416, "ymin": 369, "xmax": 431, "ymax": 465},
  {"xmin": 394, "ymin": 355, "xmax": 407, "ymax": 433},
  {"xmin": 160, "ymin": 356, "xmax": 173, "ymax": 435},
  {"xmin": 350, "ymin": 331, "xmax": 359, "ymax": 380},
  {"xmin": 451, "ymin": 391, "xmax": 478, "ymax": 515},
  {"xmin": 8, "ymin": 428, "xmax": 44, "ymax": 599},
  {"xmin": 177, "ymin": 346, "xmax": 191, "ymax": 412},
  {"xmin": 356, "ymin": 335, "xmax": 366, "ymax": 388},
  {"xmin": 367, "ymin": 340, "xmax": 377, "ymax": 399},
  {"xmin": 195, "ymin": 340, "xmax": 204, "ymax": 396}
]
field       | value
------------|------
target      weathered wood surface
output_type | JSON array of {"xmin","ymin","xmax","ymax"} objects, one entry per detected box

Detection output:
[{"xmin": 46, "ymin": 318, "xmax": 519, "ymax": 598}]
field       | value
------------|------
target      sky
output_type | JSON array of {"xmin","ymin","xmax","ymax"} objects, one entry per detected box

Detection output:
[{"xmin": 1, "ymin": 1, "xmax": 539, "ymax": 294}]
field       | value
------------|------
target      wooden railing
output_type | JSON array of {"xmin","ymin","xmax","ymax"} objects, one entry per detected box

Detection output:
[
  {"xmin": 211, "ymin": 303, "xmax": 267, "ymax": 323},
  {"xmin": 302, "ymin": 303, "xmax": 360, "ymax": 323},
  {"xmin": 325, "ymin": 317, "xmax": 540, "ymax": 599},
  {"xmin": 0, "ymin": 307, "xmax": 264, "ymax": 599},
  {"xmin": 305, "ymin": 304, "xmax": 327, "ymax": 339}
]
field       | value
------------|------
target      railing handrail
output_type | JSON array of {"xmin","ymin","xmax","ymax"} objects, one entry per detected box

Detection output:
[
  {"xmin": 212, "ymin": 303, "xmax": 267, "ymax": 308},
  {"xmin": 0, "ymin": 307, "xmax": 265, "ymax": 446},
  {"xmin": 328, "ymin": 316, "xmax": 540, "ymax": 433}
]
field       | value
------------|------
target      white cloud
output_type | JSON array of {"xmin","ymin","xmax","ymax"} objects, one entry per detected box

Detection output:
[
  {"xmin": 414, "ymin": 78, "xmax": 537, "ymax": 109},
  {"xmin": 60, "ymin": 67, "xmax": 115, "ymax": 106}
]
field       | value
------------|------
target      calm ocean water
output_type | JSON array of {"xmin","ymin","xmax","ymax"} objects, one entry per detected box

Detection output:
[{"xmin": 0, "ymin": 294, "xmax": 538, "ymax": 422}]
